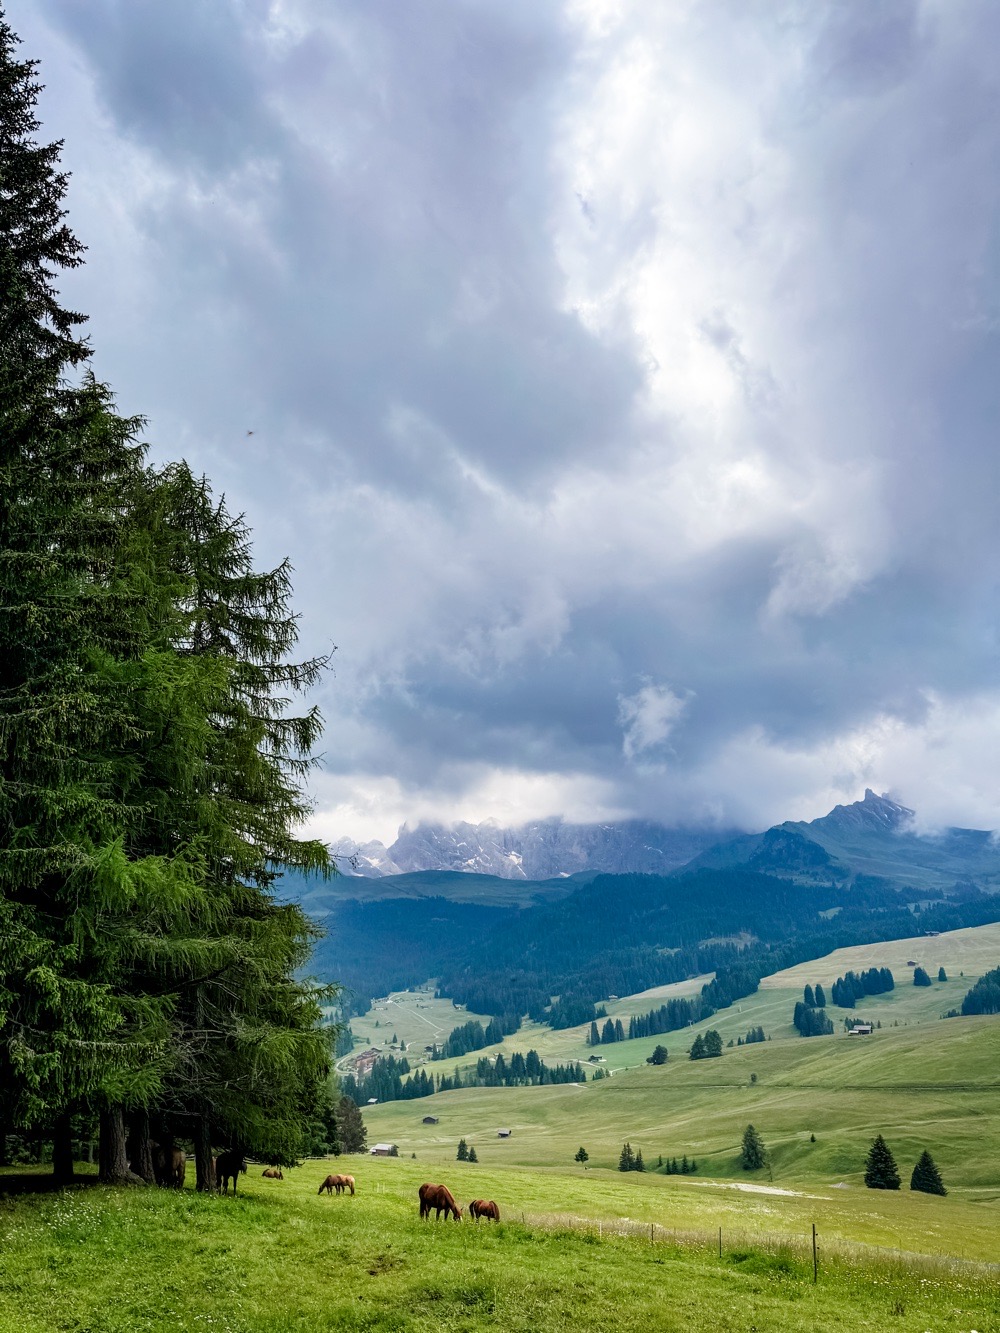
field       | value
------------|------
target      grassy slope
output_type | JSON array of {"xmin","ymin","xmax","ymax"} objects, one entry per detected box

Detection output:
[{"xmin": 1, "ymin": 1166, "xmax": 997, "ymax": 1333}]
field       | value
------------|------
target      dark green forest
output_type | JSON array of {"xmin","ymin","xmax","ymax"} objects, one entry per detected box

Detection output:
[{"xmin": 0, "ymin": 15, "xmax": 335, "ymax": 1184}]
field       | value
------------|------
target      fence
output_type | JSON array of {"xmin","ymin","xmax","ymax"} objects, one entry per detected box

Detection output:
[{"xmin": 504, "ymin": 1209, "xmax": 1000, "ymax": 1286}]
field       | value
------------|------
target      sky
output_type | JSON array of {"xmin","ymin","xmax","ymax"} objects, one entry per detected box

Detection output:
[{"xmin": 15, "ymin": 0, "xmax": 1000, "ymax": 845}]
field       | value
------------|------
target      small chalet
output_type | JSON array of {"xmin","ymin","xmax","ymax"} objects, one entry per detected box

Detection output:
[
  {"xmin": 422, "ymin": 1115, "xmax": 439, "ymax": 1125},
  {"xmin": 370, "ymin": 1143, "xmax": 397, "ymax": 1156},
  {"xmin": 496, "ymin": 1128, "xmax": 512, "ymax": 1139},
  {"xmin": 366, "ymin": 1097, "xmax": 379, "ymax": 1105},
  {"xmin": 848, "ymin": 1023, "xmax": 873, "ymax": 1036}
]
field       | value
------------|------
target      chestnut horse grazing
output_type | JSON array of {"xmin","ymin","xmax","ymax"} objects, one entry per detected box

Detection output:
[
  {"xmin": 418, "ymin": 1182, "xmax": 462, "ymax": 1221},
  {"xmin": 469, "ymin": 1199, "xmax": 500, "ymax": 1222},
  {"xmin": 216, "ymin": 1150, "xmax": 247, "ymax": 1195},
  {"xmin": 261, "ymin": 1167, "xmax": 284, "ymax": 1180},
  {"xmin": 318, "ymin": 1173, "xmax": 355, "ymax": 1196}
]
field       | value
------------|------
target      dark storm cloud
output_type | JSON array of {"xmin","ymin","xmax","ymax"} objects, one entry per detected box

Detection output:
[{"xmin": 17, "ymin": 0, "xmax": 1000, "ymax": 839}]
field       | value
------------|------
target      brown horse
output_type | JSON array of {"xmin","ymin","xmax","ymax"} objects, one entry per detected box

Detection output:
[
  {"xmin": 216, "ymin": 1150, "xmax": 247, "ymax": 1195},
  {"xmin": 261, "ymin": 1167, "xmax": 284, "ymax": 1180},
  {"xmin": 318, "ymin": 1172, "xmax": 355, "ymax": 1196},
  {"xmin": 469, "ymin": 1199, "xmax": 500, "ymax": 1222},
  {"xmin": 153, "ymin": 1145, "xmax": 186, "ymax": 1189},
  {"xmin": 418, "ymin": 1182, "xmax": 462, "ymax": 1221}
]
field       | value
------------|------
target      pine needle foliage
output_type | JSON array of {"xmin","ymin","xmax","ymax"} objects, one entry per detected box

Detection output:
[{"xmin": 864, "ymin": 1134, "xmax": 901, "ymax": 1190}]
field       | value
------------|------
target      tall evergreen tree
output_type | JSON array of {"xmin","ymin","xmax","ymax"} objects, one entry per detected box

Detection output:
[
  {"xmin": 618, "ymin": 1141, "xmax": 635, "ymax": 1171},
  {"xmin": 864, "ymin": 1134, "xmax": 901, "ymax": 1190},
  {"xmin": 909, "ymin": 1149, "xmax": 946, "ymax": 1196},
  {"xmin": 456, "ymin": 1137, "xmax": 469, "ymax": 1161},
  {"xmin": 336, "ymin": 1096, "xmax": 366, "ymax": 1153},
  {"xmin": 740, "ymin": 1123, "xmax": 767, "ymax": 1170}
]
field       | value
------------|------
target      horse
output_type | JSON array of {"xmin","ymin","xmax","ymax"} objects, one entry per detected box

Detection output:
[
  {"xmin": 216, "ymin": 1150, "xmax": 247, "ymax": 1195},
  {"xmin": 318, "ymin": 1172, "xmax": 355, "ymax": 1196},
  {"xmin": 469, "ymin": 1199, "xmax": 500, "ymax": 1222},
  {"xmin": 418, "ymin": 1182, "xmax": 462, "ymax": 1221},
  {"xmin": 261, "ymin": 1167, "xmax": 284, "ymax": 1180},
  {"xmin": 153, "ymin": 1144, "xmax": 186, "ymax": 1189}
]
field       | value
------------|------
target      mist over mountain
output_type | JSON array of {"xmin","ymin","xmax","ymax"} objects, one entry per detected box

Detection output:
[{"xmin": 330, "ymin": 817, "xmax": 738, "ymax": 880}]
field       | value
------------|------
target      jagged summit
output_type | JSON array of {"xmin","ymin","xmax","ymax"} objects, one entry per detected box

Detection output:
[{"xmin": 809, "ymin": 789, "xmax": 914, "ymax": 835}]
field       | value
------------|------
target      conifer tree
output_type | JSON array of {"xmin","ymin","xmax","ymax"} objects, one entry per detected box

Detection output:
[
  {"xmin": 618, "ymin": 1142, "xmax": 635, "ymax": 1171},
  {"xmin": 740, "ymin": 1124, "xmax": 767, "ymax": 1170},
  {"xmin": 467, "ymin": 1146, "xmax": 478, "ymax": 1163},
  {"xmin": 814, "ymin": 983, "xmax": 826, "ymax": 1007},
  {"xmin": 574, "ymin": 1146, "xmax": 589, "ymax": 1163},
  {"xmin": 864, "ymin": 1134, "xmax": 901, "ymax": 1190},
  {"xmin": 909, "ymin": 1149, "xmax": 946, "ymax": 1196},
  {"xmin": 337, "ymin": 1097, "xmax": 366, "ymax": 1153},
  {"xmin": 633, "ymin": 1148, "xmax": 644, "ymax": 1172},
  {"xmin": 457, "ymin": 1137, "xmax": 469, "ymax": 1161}
]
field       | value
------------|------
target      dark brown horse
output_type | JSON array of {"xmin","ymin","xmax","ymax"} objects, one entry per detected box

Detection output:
[
  {"xmin": 318, "ymin": 1172, "xmax": 355, "ymax": 1196},
  {"xmin": 153, "ymin": 1144, "xmax": 186, "ymax": 1189},
  {"xmin": 216, "ymin": 1150, "xmax": 247, "ymax": 1195},
  {"xmin": 418, "ymin": 1182, "xmax": 462, "ymax": 1220},
  {"xmin": 261, "ymin": 1167, "xmax": 284, "ymax": 1180},
  {"xmin": 469, "ymin": 1199, "xmax": 500, "ymax": 1221}
]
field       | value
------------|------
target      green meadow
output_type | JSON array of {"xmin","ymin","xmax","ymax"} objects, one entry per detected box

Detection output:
[
  {"xmin": 1, "ymin": 1160, "xmax": 997, "ymax": 1333},
  {"xmin": 2, "ymin": 924, "xmax": 998, "ymax": 1331}
]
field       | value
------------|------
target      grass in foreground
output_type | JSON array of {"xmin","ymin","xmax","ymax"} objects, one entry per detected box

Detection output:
[{"xmin": 0, "ymin": 1173, "xmax": 997, "ymax": 1333}]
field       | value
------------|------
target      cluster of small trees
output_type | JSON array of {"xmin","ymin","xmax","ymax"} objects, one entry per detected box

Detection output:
[
  {"xmin": 618, "ymin": 1142, "xmax": 645, "ymax": 1172},
  {"xmin": 646, "ymin": 1045, "xmax": 669, "ymax": 1065},
  {"xmin": 433, "ymin": 1013, "xmax": 520, "ymax": 1059},
  {"xmin": 627, "ymin": 997, "xmax": 704, "ymax": 1040},
  {"xmin": 738, "ymin": 1026, "xmax": 767, "ymax": 1046},
  {"xmin": 793, "ymin": 999, "xmax": 834, "ymax": 1037},
  {"xmin": 831, "ymin": 968, "xmax": 894, "ymax": 1007},
  {"xmin": 689, "ymin": 1030, "xmax": 723, "ymax": 1059},
  {"xmin": 456, "ymin": 1139, "xmax": 479, "ymax": 1163},
  {"xmin": 661, "ymin": 1155, "xmax": 697, "ymax": 1174},
  {"xmin": 864, "ymin": 1135, "xmax": 946, "ymax": 1195},
  {"xmin": 589, "ymin": 1019, "xmax": 627, "ymax": 1045},
  {"xmin": 0, "ymin": 23, "xmax": 334, "ymax": 1185},
  {"xmin": 343, "ymin": 1051, "xmax": 587, "ymax": 1105}
]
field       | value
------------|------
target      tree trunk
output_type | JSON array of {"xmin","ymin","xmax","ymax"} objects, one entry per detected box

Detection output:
[
  {"xmin": 99, "ymin": 1105, "xmax": 144, "ymax": 1185},
  {"xmin": 52, "ymin": 1112, "xmax": 74, "ymax": 1185},
  {"xmin": 127, "ymin": 1109, "xmax": 156, "ymax": 1184},
  {"xmin": 194, "ymin": 1115, "xmax": 215, "ymax": 1192}
]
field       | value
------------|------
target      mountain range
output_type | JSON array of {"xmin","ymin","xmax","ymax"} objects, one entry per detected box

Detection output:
[
  {"xmin": 330, "ymin": 817, "xmax": 740, "ymax": 880},
  {"xmin": 325, "ymin": 791, "xmax": 1000, "ymax": 897}
]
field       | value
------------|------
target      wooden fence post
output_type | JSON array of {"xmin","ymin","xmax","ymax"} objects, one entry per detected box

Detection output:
[
  {"xmin": 718, "ymin": 1226, "xmax": 722, "ymax": 1259},
  {"xmin": 812, "ymin": 1223, "xmax": 818, "ymax": 1284}
]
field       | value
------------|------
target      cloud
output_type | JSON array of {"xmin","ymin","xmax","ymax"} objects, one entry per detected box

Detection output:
[
  {"xmin": 618, "ymin": 682, "xmax": 687, "ymax": 764},
  {"xmin": 16, "ymin": 0, "xmax": 1000, "ymax": 843}
]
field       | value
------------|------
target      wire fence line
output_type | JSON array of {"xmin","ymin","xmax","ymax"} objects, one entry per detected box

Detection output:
[{"xmin": 508, "ymin": 1209, "xmax": 1000, "ymax": 1284}]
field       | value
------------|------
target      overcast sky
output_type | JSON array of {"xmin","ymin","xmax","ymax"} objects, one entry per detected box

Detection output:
[{"xmin": 17, "ymin": 0, "xmax": 1000, "ymax": 844}]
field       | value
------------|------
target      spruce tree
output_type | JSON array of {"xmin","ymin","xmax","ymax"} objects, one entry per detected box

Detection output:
[
  {"xmin": 467, "ymin": 1146, "xmax": 478, "ymax": 1163},
  {"xmin": 814, "ymin": 983, "xmax": 826, "ymax": 1007},
  {"xmin": 864, "ymin": 1134, "xmax": 901, "ymax": 1190},
  {"xmin": 633, "ymin": 1148, "xmax": 644, "ymax": 1172},
  {"xmin": 457, "ymin": 1137, "xmax": 469, "ymax": 1161},
  {"xmin": 337, "ymin": 1097, "xmax": 367, "ymax": 1153},
  {"xmin": 574, "ymin": 1146, "xmax": 589, "ymax": 1163},
  {"xmin": 0, "ymin": 17, "xmax": 184, "ymax": 1180},
  {"xmin": 909, "ymin": 1149, "xmax": 946, "ymax": 1196},
  {"xmin": 618, "ymin": 1141, "xmax": 635, "ymax": 1171},
  {"xmin": 740, "ymin": 1124, "xmax": 767, "ymax": 1170}
]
